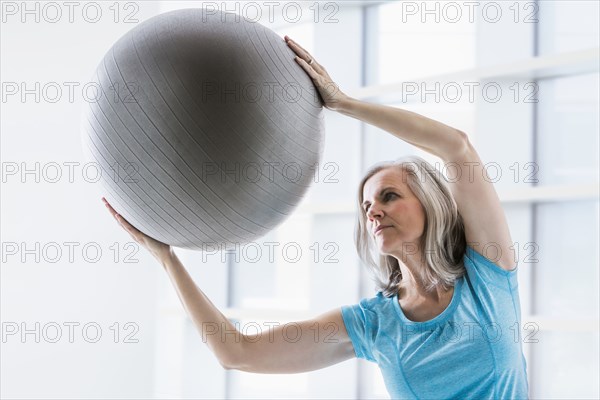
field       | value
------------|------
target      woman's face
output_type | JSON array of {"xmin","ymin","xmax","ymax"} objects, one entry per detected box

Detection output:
[{"xmin": 362, "ymin": 167, "xmax": 426, "ymax": 256}]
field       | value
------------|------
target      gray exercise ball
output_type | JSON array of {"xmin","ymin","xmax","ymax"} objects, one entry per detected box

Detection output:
[{"xmin": 81, "ymin": 8, "xmax": 325, "ymax": 250}]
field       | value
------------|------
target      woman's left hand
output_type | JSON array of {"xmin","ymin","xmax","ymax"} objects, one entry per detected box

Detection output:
[{"xmin": 285, "ymin": 35, "xmax": 350, "ymax": 111}]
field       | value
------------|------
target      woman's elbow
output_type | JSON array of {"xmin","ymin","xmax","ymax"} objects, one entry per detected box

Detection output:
[
  {"xmin": 218, "ymin": 351, "xmax": 244, "ymax": 371},
  {"xmin": 443, "ymin": 129, "xmax": 472, "ymax": 162},
  {"xmin": 219, "ymin": 355, "xmax": 242, "ymax": 371},
  {"xmin": 220, "ymin": 362, "xmax": 236, "ymax": 371},
  {"xmin": 213, "ymin": 344, "xmax": 245, "ymax": 371}
]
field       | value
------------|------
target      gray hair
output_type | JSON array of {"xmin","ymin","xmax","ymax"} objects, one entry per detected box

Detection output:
[{"xmin": 354, "ymin": 155, "xmax": 466, "ymax": 297}]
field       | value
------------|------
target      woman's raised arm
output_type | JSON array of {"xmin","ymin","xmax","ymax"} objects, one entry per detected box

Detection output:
[
  {"xmin": 334, "ymin": 99, "xmax": 468, "ymax": 161},
  {"xmin": 103, "ymin": 198, "xmax": 240, "ymax": 367},
  {"xmin": 103, "ymin": 198, "xmax": 356, "ymax": 372},
  {"xmin": 285, "ymin": 36, "xmax": 468, "ymax": 162}
]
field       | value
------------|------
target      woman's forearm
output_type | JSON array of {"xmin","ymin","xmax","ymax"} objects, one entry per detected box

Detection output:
[
  {"xmin": 337, "ymin": 97, "xmax": 467, "ymax": 161},
  {"xmin": 159, "ymin": 251, "xmax": 240, "ymax": 368}
]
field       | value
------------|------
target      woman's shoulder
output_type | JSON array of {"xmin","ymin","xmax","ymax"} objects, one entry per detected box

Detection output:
[
  {"xmin": 349, "ymin": 291, "xmax": 397, "ymax": 316},
  {"xmin": 462, "ymin": 244, "xmax": 520, "ymax": 292}
]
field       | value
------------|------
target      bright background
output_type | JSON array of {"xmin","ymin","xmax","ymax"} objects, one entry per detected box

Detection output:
[{"xmin": 1, "ymin": 0, "xmax": 598, "ymax": 399}]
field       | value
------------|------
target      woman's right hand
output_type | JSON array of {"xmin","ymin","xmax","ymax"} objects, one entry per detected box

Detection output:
[
  {"xmin": 102, "ymin": 197, "xmax": 173, "ymax": 263},
  {"xmin": 285, "ymin": 35, "xmax": 350, "ymax": 111}
]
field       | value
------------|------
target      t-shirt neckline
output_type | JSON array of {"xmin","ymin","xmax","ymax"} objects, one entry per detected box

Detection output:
[{"xmin": 392, "ymin": 276, "xmax": 463, "ymax": 328}]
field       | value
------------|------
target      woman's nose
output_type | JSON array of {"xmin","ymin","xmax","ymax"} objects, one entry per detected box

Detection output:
[{"xmin": 367, "ymin": 204, "xmax": 383, "ymax": 220}]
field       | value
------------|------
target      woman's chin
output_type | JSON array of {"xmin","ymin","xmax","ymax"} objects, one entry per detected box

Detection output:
[
  {"xmin": 376, "ymin": 237, "xmax": 411, "ymax": 257},
  {"xmin": 376, "ymin": 239, "xmax": 395, "ymax": 255}
]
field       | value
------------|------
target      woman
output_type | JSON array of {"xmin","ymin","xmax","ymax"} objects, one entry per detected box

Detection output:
[{"xmin": 103, "ymin": 36, "xmax": 529, "ymax": 399}]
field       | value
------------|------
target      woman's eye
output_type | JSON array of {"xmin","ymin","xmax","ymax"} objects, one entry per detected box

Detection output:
[{"xmin": 363, "ymin": 193, "xmax": 396, "ymax": 213}]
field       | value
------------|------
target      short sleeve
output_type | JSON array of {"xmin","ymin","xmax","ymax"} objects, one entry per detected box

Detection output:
[
  {"xmin": 464, "ymin": 245, "xmax": 519, "ymax": 292},
  {"xmin": 341, "ymin": 300, "xmax": 377, "ymax": 362}
]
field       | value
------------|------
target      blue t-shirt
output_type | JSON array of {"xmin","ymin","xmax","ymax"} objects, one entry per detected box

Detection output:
[{"xmin": 341, "ymin": 245, "xmax": 529, "ymax": 399}]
